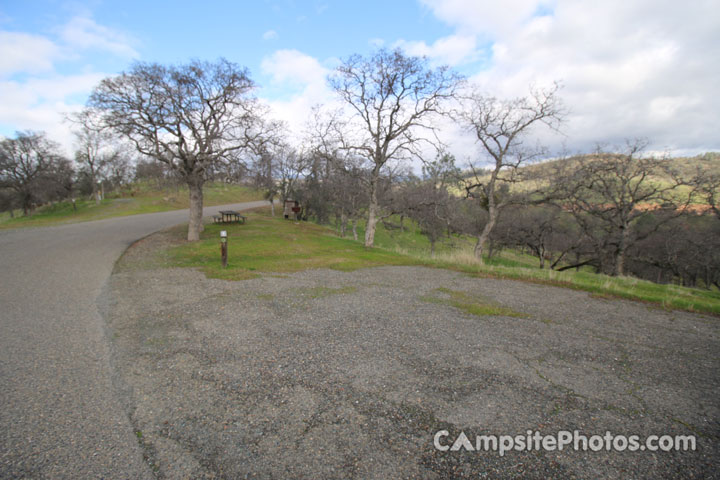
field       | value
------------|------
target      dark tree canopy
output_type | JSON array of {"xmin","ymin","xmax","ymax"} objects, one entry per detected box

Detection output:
[
  {"xmin": 554, "ymin": 141, "xmax": 691, "ymax": 276},
  {"xmin": 0, "ymin": 131, "xmax": 69, "ymax": 215}
]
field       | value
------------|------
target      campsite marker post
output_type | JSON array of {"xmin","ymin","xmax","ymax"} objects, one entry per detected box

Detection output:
[{"xmin": 220, "ymin": 230, "xmax": 228, "ymax": 268}]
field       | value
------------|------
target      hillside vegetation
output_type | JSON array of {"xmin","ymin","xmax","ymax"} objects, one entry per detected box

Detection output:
[{"xmin": 459, "ymin": 152, "xmax": 720, "ymax": 196}]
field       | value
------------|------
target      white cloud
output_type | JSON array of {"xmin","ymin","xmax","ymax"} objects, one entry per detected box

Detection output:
[
  {"xmin": 261, "ymin": 49, "xmax": 329, "ymax": 89},
  {"xmin": 421, "ymin": 0, "xmax": 549, "ymax": 38},
  {"xmin": 57, "ymin": 16, "xmax": 138, "ymax": 59},
  {"xmin": 259, "ymin": 49, "xmax": 335, "ymax": 140},
  {"xmin": 0, "ymin": 32, "xmax": 61, "ymax": 76},
  {"xmin": 0, "ymin": 15, "xmax": 139, "ymax": 155},
  {"xmin": 394, "ymin": 33, "xmax": 479, "ymax": 66},
  {"xmin": 262, "ymin": 29, "xmax": 278, "ymax": 40},
  {"xmin": 0, "ymin": 72, "xmax": 106, "ymax": 153},
  {"xmin": 420, "ymin": 0, "xmax": 720, "ymax": 155}
]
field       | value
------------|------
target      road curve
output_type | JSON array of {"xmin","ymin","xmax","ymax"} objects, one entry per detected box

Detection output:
[{"xmin": 0, "ymin": 201, "xmax": 270, "ymax": 478}]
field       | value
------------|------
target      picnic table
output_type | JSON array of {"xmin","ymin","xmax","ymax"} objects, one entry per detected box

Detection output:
[{"xmin": 213, "ymin": 210, "xmax": 247, "ymax": 224}]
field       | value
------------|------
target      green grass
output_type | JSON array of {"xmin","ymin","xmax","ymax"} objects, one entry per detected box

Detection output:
[
  {"xmin": 165, "ymin": 211, "xmax": 720, "ymax": 316},
  {"xmin": 421, "ymin": 287, "xmax": 527, "ymax": 318},
  {"xmin": 344, "ymin": 215, "xmax": 539, "ymax": 268},
  {"xmin": 423, "ymin": 253, "xmax": 720, "ymax": 315},
  {"xmin": 166, "ymin": 213, "xmax": 418, "ymax": 281},
  {"xmin": 355, "ymin": 217, "xmax": 720, "ymax": 314},
  {"xmin": 0, "ymin": 182, "xmax": 264, "ymax": 229},
  {"xmin": 347, "ymin": 215, "xmax": 482, "ymax": 258},
  {"xmin": 295, "ymin": 286, "xmax": 358, "ymax": 298}
]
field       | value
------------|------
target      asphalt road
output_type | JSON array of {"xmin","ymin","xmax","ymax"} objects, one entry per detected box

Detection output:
[{"xmin": 0, "ymin": 201, "xmax": 270, "ymax": 479}]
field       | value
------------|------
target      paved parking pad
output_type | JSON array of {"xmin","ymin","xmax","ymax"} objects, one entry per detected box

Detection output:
[{"xmin": 104, "ymin": 233, "xmax": 719, "ymax": 478}]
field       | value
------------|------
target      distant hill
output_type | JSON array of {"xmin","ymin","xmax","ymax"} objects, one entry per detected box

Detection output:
[{"xmin": 458, "ymin": 152, "xmax": 720, "ymax": 185}]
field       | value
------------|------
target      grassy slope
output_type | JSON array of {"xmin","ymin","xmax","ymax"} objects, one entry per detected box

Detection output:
[
  {"xmin": 350, "ymin": 215, "xmax": 540, "ymax": 269},
  {"xmin": 167, "ymin": 212, "xmax": 418, "ymax": 281},
  {"xmin": 0, "ymin": 183, "xmax": 264, "ymax": 229},
  {"xmin": 166, "ymin": 211, "xmax": 720, "ymax": 315}
]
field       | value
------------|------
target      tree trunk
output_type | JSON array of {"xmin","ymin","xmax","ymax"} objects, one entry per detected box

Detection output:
[
  {"xmin": 352, "ymin": 219, "xmax": 358, "ymax": 241},
  {"xmin": 21, "ymin": 192, "xmax": 30, "ymax": 216},
  {"xmin": 269, "ymin": 197, "xmax": 275, "ymax": 216},
  {"xmin": 364, "ymin": 174, "xmax": 379, "ymax": 247},
  {"xmin": 91, "ymin": 172, "xmax": 101, "ymax": 206},
  {"xmin": 473, "ymin": 206, "xmax": 498, "ymax": 263},
  {"xmin": 339, "ymin": 210, "xmax": 347, "ymax": 237},
  {"xmin": 613, "ymin": 222, "xmax": 630, "ymax": 276},
  {"xmin": 365, "ymin": 204, "xmax": 378, "ymax": 247},
  {"xmin": 187, "ymin": 175, "xmax": 205, "ymax": 241}
]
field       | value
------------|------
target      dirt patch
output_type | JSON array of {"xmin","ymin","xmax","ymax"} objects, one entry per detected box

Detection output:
[{"xmin": 101, "ymin": 231, "xmax": 720, "ymax": 479}]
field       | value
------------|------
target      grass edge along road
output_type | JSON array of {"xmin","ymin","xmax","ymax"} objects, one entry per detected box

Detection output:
[
  {"xmin": 0, "ymin": 183, "xmax": 264, "ymax": 229},
  {"xmin": 164, "ymin": 211, "xmax": 720, "ymax": 316}
]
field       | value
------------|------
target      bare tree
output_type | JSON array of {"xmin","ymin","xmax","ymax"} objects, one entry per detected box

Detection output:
[
  {"xmin": 491, "ymin": 205, "xmax": 581, "ymax": 269},
  {"xmin": 276, "ymin": 149, "xmax": 309, "ymax": 204},
  {"xmin": 331, "ymin": 166, "xmax": 368, "ymax": 240},
  {"xmin": 105, "ymin": 153, "xmax": 133, "ymax": 189},
  {"xmin": 0, "ymin": 188, "xmax": 17, "ymax": 217},
  {"xmin": 68, "ymin": 108, "xmax": 123, "ymax": 204},
  {"xmin": 252, "ymin": 137, "xmax": 307, "ymax": 217},
  {"xmin": 400, "ymin": 153, "xmax": 460, "ymax": 255},
  {"xmin": 134, "ymin": 158, "xmax": 174, "ymax": 187},
  {"xmin": 0, "ymin": 131, "xmax": 69, "ymax": 215},
  {"xmin": 695, "ymin": 167, "xmax": 720, "ymax": 220},
  {"xmin": 328, "ymin": 49, "xmax": 459, "ymax": 247},
  {"xmin": 89, "ymin": 59, "xmax": 265, "ymax": 241},
  {"xmin": 252, "ymin": 150, "xmax": 278, "ymax": 216},
  {"xmin": 556, "ymin": 141, "xmax": 692, "ymax": 276},
  {"xmin": 459, "ymin": 84, "xmax": 564, "ymax": 262}
]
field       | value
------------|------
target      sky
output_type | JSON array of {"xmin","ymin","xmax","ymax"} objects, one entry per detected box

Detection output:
[{"xmin": 1, "ymin": 0, "xmax": 718, "ymax": 164}]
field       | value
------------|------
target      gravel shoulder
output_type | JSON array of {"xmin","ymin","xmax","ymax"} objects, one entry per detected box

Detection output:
[{"xmin": 102, "ymin": 230, "xmax": 720, "ymax": 479}]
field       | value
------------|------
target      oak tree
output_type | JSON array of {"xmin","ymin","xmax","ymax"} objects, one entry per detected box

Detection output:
[
  {"xmin": 555, "ymin": 141, "xmax": 691, "ymax": 276},
  {"xmin": 89, "ymin": 59, "xmax": 264, "ymax": 241},
  {"xmin": 0, "ymin": 131, "xmax": 69, "ymax": 215},
  {"xmin": 459, "ymin": 84, "xmax": 564, "ymax": 262},
  {"xmin": 329, "ymin": 49, "xmax": 459, "ymax": 247}
]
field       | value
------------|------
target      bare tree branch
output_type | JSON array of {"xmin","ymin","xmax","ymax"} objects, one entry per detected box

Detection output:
[
  {"xmin": 88, "ymin": 59, "xmax": 267, "ymax": 241},
  {"xmin": 326, "ymin": 48, "xmax": 461, "ymax": 247}
]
